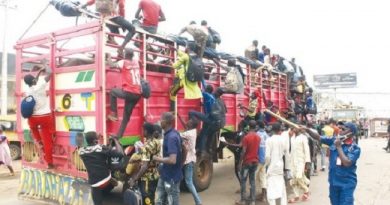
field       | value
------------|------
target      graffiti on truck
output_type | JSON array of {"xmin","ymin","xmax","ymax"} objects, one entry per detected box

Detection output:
[{"xmin": 19, "ymin": 168, "xmax": 91, "ymax": 205}]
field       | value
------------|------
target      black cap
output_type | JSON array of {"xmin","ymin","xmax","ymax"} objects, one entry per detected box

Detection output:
[{"xmin": 24, "ymin": 74, "xmax": 35, "ymax": 86}]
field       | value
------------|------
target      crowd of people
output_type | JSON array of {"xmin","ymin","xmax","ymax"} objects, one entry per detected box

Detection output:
[{"xmin": 227, "ymin": 117, "xmax": 361, "ymax": 205}]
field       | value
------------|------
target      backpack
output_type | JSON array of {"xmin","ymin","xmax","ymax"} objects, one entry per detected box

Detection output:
[
  {"xmin": 140, "ymin": 79, "xmax": 151, "ymax": 99},
  {"xmin": 210, "ymin": 99, "xmax": 226, "ymax": 128},
  {"xmin": 224, "ymin": 68, "xmax": 239, "ymax": 93},
  {"xmin": 185, "ymin": 56, "xmax": 204, "ymax": 82},
  {"xmin": 21, "ymin": 95, "xmax": 36, "ymax": 118},
  {"xmin": 96, "ymin": 0, "xmax": 114, "ymax": 16},
  {"xmin": 208, "ymin": 27, "xmax": 221, "ymax": 44}
]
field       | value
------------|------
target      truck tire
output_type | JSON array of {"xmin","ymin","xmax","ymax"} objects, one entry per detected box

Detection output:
[
  {"xmin": 9, "ymin": 144, "xmax": 21, "ymax": 160},
  {"xmin": 193, "ymin": 154, "xmax": 213, "ymax": 192}
]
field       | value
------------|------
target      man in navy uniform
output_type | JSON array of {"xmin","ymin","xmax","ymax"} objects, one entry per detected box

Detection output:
[{"xmin": 303, "ymin": 122, "xmax": 361, "ymax": 205}]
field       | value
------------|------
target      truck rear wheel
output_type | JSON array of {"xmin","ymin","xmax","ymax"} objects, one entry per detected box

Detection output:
[
  {"xmin": 193, "ymin": 154, "xmax": 213, "ymax": 192},
  {"xmin": 9, "ymin": 144, "xmax": 21, "ymax": 160}
]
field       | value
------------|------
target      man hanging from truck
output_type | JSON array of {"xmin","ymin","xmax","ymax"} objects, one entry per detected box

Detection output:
[
  {"xmin": 23, "ymin": 59, "xmax": 55, "ymax": 169},
  {"xmin": 82, "ymin": 0, "xmax": 136, "ymax": 55},
  {"xmin": 238, "ymin": 92, "xmax": 259, "ymax": 132},
  {"xmin": 169, "ymin": 46, "xmax": 203, "ymax": 112},
  {"xmin": 197, "ymin": 87, "xmax": 227, "ymax": 155},
  {"xmin": 107, "ymin": 49, "xmax": 142, "ymax": 138}
]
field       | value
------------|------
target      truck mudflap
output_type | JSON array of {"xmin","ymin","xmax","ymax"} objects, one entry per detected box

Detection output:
[{"xmin": 18, "ymin": 168, "xmax": 92, "ymax": 205}]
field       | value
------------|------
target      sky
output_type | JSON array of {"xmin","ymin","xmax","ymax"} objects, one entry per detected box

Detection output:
[{"xmin": 1, "ymin": 0, "xmax": 390, "ymax": 115}]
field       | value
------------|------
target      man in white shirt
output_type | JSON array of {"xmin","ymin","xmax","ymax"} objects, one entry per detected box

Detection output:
[
  {"xmin": 265, "ymin": 123, "xmax": 289, "ymax": 205},
  {"xmin": 24, "ymin": 60, "xmax": 54, "ymax": 169},
  {"xmin": 289, "ymin": 128, "xmax": 311, "ymax": 202},
  {"xmin": 181, "ymin": 119, "xmax": 202, "ymax": 205}
]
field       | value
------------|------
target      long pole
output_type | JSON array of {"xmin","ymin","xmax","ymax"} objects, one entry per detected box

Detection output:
[{"xmin": 1, "ymin": 0, "xmax": 9, "ymax": 116}]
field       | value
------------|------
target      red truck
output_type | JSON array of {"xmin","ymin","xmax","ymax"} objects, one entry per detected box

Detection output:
[{"xmin": 15, "ymin": 20, "xmax": 288, "ymax": 204}]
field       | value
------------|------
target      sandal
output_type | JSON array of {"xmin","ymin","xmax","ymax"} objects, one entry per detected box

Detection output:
[
  {"xmin": 302, "ymin": 192, "xmax": 310, "ymax": 201},
  {"xmin": 288, "ymin": 197, "xmax": 300, "ymax": 203}
]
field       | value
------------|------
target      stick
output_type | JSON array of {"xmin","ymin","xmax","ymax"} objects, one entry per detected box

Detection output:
[{"xmin": 264, "ymin": 109, "xmax": 299, "ymax": 129}]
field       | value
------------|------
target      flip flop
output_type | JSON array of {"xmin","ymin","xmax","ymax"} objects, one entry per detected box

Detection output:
[
  {"xmin": 288, "ymin": 197, "xmax": 300, "ymax": 203},
  {"xmin": 302, "ymin": 192, "xmax": 310, "ymax": 201}
]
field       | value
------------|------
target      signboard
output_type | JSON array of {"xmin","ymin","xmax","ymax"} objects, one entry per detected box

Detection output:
[{"xmin": 313, "ymin": 73, "xmax": 357, "ymax": 89}]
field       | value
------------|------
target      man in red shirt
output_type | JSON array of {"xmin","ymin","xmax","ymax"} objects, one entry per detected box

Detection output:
[
  {"xmin": 237, "ymin": 120, "xmax": 260, "ymax": 205},
  {"xmin": 135, "ymin": 0, "xmax": 166, "ymax": 34},
  {"xmin": 83, "ymin": 0, "xmax": 136, "ymax": 55},
  {"xmin": 107, "ymin": 49, "xmax": 142, "ymax": 138}
]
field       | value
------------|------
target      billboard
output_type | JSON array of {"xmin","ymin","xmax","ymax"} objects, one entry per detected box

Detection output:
[{"xmin": 313, "ymin": 73, "xmax": 357, "ymax": 89}]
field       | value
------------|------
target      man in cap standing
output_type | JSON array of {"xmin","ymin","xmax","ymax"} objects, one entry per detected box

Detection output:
[{"xmin": 303, "ymin": 123, "xmax": 361, "ymax": 205}]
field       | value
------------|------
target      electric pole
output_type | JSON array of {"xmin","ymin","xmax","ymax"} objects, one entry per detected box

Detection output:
[{"xmin": 0, "ymin": 0, "xmax": 16, "ymax": 116}]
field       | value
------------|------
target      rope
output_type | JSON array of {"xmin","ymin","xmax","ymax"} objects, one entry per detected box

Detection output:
[{"xmin": 18, "ymin": 3, "xmax": 51, "ymax": 41}]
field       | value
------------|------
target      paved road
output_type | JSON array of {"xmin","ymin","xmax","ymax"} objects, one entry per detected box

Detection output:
[{"xmin": 1, "ymin": 138, "xmax": 389, "ymax": 205}]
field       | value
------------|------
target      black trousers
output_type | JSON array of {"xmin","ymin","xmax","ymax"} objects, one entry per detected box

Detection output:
[
  {"xmin": 110, "ymin": 88, "xmax": 141, "ymax": 138},
  {"xmin": 91, "ymin": 184, "xmax": 114, "ymax": 205},
  {"xmin": 107, "ymin": 16, "xmax": 136, "ymax": 48},
  {"xmin": 139, "ymin": 179, "xmax": 158, "ymax": 205}
]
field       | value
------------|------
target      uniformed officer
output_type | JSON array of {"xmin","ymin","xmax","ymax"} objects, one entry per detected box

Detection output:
[{"xmin": 303, "ymin": 122, "xmax": 361, "ymax": 205}]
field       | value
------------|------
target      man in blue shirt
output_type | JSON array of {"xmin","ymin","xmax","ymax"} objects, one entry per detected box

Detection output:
[
  {"xmin": 153, "ymin": 112, "xmax": 183, "ymax": 205},
  {"xmin": 256, "ymin": 121, "xmax": 269, "ymax": 202},
  {"xmin": 303, "ymin": 123, "xmax": 361, "ymax": 205},
  {"xmin": 189, "ymin": 83, "xmax": 215, "ymax": 122}
]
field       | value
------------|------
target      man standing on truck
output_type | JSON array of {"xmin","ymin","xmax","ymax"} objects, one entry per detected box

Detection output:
[
  {"xmin": 82, "ymin": 0, "xmax": 136, "ymax": 55},
  {"xmin": 169, "ymin": 46, "xmax": 202, "ymax": 112},
  {"xmin": 135, "ymin": 0, "xmax": 166, "ymax": 34},
  {"xmin": 107, "ymin": 49, "xmax": 142, "ymax": 138},
  {"xmin": 154, "ymin": 112, "xmax": 183, "ymax": 205},
  {"xmin": 179, "ymin": 21, "xmax": 209, "ymax": 58},
  {"xmin": 79, "ymin": 132, "xmax": 122, "ymax": 205},
  {"xmin": 24, "ymin": 60, "xmax": 55, "ymax": 169}
]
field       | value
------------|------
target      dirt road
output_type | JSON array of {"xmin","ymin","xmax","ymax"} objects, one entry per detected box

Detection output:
[{"xmin": 1, "ymin": 138, "xmax": 389, "ymax": 205}]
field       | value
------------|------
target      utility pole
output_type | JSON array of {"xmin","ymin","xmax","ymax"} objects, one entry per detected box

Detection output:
[{"xmin": 0, "ymin": 0, "xmax": 16, "ymax": 116}]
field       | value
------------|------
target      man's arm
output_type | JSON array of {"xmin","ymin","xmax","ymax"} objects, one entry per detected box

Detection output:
[
  {"xmin": 178, "ymin": 27, "xmax": 187, "ymax": 36},
  {"xmin": 159, "ymin": 9, "xmax": 166, "ymax": 22},
  {"xmin": 153, "ymin": 153, "xmax": 177, "ymax": 165},
  {"xmin": 42, "ymin": 61, "xmax": 53, "ymax": 83},
  {"xmin": 334, "ymin": 138, "xmax": 360, "ymax": 167},
  {"xmin": 302, "ymin": 127, "xmax": 321, "ymax": 141},
  {"xmin": 172, "ymin": 51, "xmax": 187, "ymax": 69},
  {"xmin": 135, "ymin": 7, "xmax": 142, "ymax": 19}
]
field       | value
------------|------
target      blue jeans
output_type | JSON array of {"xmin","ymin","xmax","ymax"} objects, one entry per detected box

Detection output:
[
  {"xmin": 155, "ymin": 178, "xmax": 180, "ymax": 205},
  {"xmin": 184, "ymin": 162, "xmax": 202, "ymax": 205},
  {"xmin": 240, "ymin": 163, "xmax": 258, "ymax": 203},
  {"xmin": 329, "ymin": 185, "xmax": 355, "ymax": 205}
]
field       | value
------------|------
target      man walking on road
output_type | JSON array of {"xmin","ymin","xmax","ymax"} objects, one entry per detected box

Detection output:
[
  {"xmin": 303, "ymin": 123, "xmax": 361, "ymax": 205},
  {"xmin": 265, "ymin": 123, "xmax": 290, "ymax": 205},
  {"xmin": 236, "ymin": 120, "xmax": 260, "ymax": 205},
  {"xmin": 154, "ymin": 112, "xmax": 183, "ymax": 205}
]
